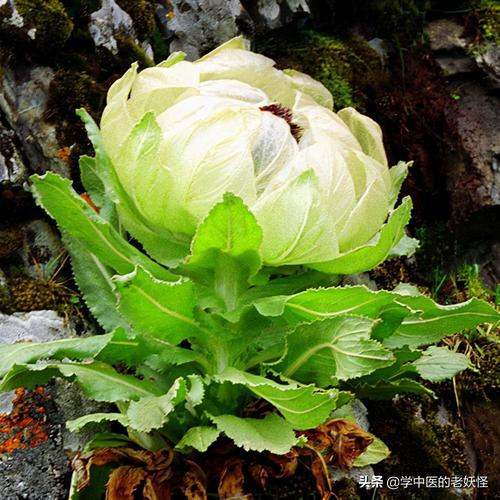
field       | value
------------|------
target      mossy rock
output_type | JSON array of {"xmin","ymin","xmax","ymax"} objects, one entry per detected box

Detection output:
[
  {"xmin": 115, "ymin": 33, "xmax": 154, "ymax": 69},
  {"xmin": 367, "ymin": 395, "xmax": 473, "ymax": 499},
  {"xmin": 256, "ymin": 30, "xmax": 388, "ymax": 111},
  {"xmin": 0, "ymin": 229, "xmax": 23, "ymax": 260},
  {"xmin": 60, "ymin": 0, "xmax": 100, "ymax": 18},
  {"xmin": 474, "ymin": 0, "xmax": 500, "ymax": 45},
  {"xmin": 115, "ymin": 0, "xmax": 156, "ymax": 39},
  {"xmin": 16, "ymin": 0, "xmax": 74, "ymax": 53},
  {"xmin": 45, "ymin": 69, "xmax": 103, "ymax": 123}
]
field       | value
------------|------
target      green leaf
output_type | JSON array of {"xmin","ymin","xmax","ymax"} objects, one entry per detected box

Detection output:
[
  {"xmin": 77, "ymin": 109, "xmax": 190, "ymax": 266},
  {"xmin": 67, "ymin": 413, "xmax": 129, "ymax": 432},
  {"xmin": 255, "ymin": 284, "xmax": 499, "ymax": 351},
  {"xmin": 1, "ymin": 362, "xmax": 160, "ymax": 402},
  {"xmin": 389, "ymin": 235, "xmax": 419, "ymax": 258},
  {"xmin": 385, "ymin": 293, "xmax": 500, "ymax": 348},
  {"xmin": 185, "ymin": 374, "xmax": 205, "ymax": 413},
  {"xmin": 352, "ymin": 378, "xmax": 435, "ymax": 400},
  {"xmin": 83, "ymin": 432, "xmax": 134, "ymax": 451},
  {"xmin": 175, "ymin": 426, "xmax": 220, "ymax": 453},
  {"xmin": 157, "ymin": 51, "xmax": 186, "ymax": 68},
  {"xmin": 255, "ymin": 285, "xmax": 407, "ymax": 323},
  {"xmin": 63, "ymin": 234, "xmax": 129, "ymax": 332},
  {"xmin": 182, "ymin": 194, "xmax": 263, "ymax": 311},
  {"xmin": 30, "ymin": 172, "xmax": 174, "ymax": 281},
  {"xmin": 0, "ymin": 334, "xmax": 113, "ymax": 378},
  {"xmin": 210, "ymin": 413, "xmax": 299, "ymax": 454},
  {"xmin": 114, "ymin": 266, "xmax": 200, "ymax": 344},
  {"xmin": 412, "ymin": 346, "xmax": 471, "ymax": 382},
  {"xmin": 354, "ymin": 436, "xmax": 390, "ymax": 467},
  {"xmin": 95, "ymin": 328, "xmax": 204, "ymax": 372},
  {"xmin": 126, "ymin": 378, "xmax": 186, "ymax": 432},
  {"xmin": 79, "ymin": 155, "xmax": 115, "ymax": 223},
  {"xmin": 274, "ymin": 317, "xmax": 395, "ymax": 384},
  {"xmin": 388, "ymin": 161, "xmax": 410, "ymax": 207},
  {"xmin": 143, "ymin": 344, "xmax": 204, "ymax": 373},
  {"xmin": 310, "ymin": 196, "xmax": 412, "ymax": 275},
  {"xmin": 216, "ymin": 368, "xmax": 346, "ymax": 430}
]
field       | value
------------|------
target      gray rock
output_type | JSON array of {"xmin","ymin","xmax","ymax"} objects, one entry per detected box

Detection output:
[
  {"xmin": 425, "ymin": 18, "xmax": 480, "ymax": 78},
  {"xmin": 342, "ymin": 273, "xmax": 378, "ymax": 291},
  {"xmin": 425, "ymin": 18, "xmax": 468, "ymax": 52},
  {"xmin": 166, "ymin": 0, "xmax": 314, "ymax": 58},
  {"xmin": 52, "ymin": 380, "xmax": 111, "ymax": 453},
  {"xmin": 252, "ymin": 0, "xmax": 309, "ymax": 31},
  {"xmin": 89, "ymin": 0, "xmax": 135, "ymax": 54},
  {"xmin": 0, "ymin": 121, "xmax": 28, "ymax": 188},
  {"xmin": 0, "ymin": 310, "xmax": 109, "ymax": 498},
  {"xmin": 351, "ymin": 399, "xmax": 370, "ymax": 431},
  {"xmin": 331, "ymin": 464, "xmax": 375, "ymax": 485},
  {"xmin": 445, "ymin": 80, "xmax": 500, "ymax": 228},
  {"xmin": 257, "ymin": 0, "xmax": 282, "ymax": 30},
  {"xmin": 0, "ymin": 432, "xmax": 71, "ymax": 500},
  {"xmin": 475, "ymin": 43, "xmax": 500, "ymax": 88},
  {"xmin": 0, "ymin": 390, "xmax": 15, "ymax": 415},
  {"xmin": 168, "ymin": 0, "xmax": 246, "ymax": 59},
  {"xmin": 89, "ymin": 0, "xmax": 154, "ymax": 59},
  {"xmin": 0, "ymin": 0, "xmax": 25, "ymax": 30},
  {"xmin": 0, "ymin": 310, "xmax": 69, "ymax": 344},
  {"xmin": 435, "ymin": 56, "xmax": 477, "ymax": 76},
  {"xmin": 0, "ymin": 62, "xmax": 69, "ymax": 179},
  {"xmin": 367, "ymin": 37, "xmax": 391, "ymax": 63},
  {"xmin": 0, "ymin": 310, "xmax": 71, "ymax": 498}
]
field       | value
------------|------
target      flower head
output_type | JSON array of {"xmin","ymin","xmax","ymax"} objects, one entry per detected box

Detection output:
[{"xmin": 100, "ymin": 37, "xmax": 408, "ymax": 269}]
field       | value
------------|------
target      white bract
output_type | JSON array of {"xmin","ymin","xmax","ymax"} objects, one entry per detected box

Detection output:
[{"xmin": 100, "ymin": 37, "xmax": 407, "ymax": 269}]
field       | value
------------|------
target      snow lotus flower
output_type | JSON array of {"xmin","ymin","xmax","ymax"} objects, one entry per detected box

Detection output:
[{"xmin": 100, "ymin": 37, "xmax": 411, "ymax": 272}]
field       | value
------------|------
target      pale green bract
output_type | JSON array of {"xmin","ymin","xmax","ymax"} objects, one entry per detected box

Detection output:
[{"xmin": 100, "ymin": 36, "xmax": 412, "ymax": 270}]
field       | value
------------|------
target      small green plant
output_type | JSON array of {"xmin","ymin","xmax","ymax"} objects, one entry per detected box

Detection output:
[
  {"xmin": 0, "ymin": 37, "xmax": 498, "ymax": 498},
  {"xmin": 475, "ymin": 0, "xmax": 500, "ymax": 45}
]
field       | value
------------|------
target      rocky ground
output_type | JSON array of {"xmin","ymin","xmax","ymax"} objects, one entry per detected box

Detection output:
[{"xmin": 0, "ymin": 1, "xmax": 499, "ymax": 498}]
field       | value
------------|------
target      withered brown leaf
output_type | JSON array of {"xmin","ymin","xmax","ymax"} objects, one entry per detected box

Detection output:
[
  {"xmin": 218, "ymin": 457, "xmax": 248, "ymax": 499},
  {"xmin": 106, "ymin": 465, "xmax": 147, "ymax": 500}
]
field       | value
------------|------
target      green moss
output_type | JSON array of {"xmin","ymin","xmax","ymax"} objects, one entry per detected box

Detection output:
[
  {"xmin": 45, "ymin": 69, "xmax": 103, "ymax": 124},
  {"xmin": 115, "ymin": 33, "xmax": 154, "ymax": 69},
  {"xmin": 16, "ymin": 0, "xmax": 73, "ymax": 53},
  {"xmin": 149, "ymin": 28, "xmax": 169, "ymax": 63},
  {"xmin": 60, "ymin": 0, "xmax": 99, "ymax": 18},
  {"xmin": 475, "ymin": 0, "xmax": 500, "ymax": 45},
  {"xmin": 332, "ymin": 478, "xmax": 360, "ymax": 499},
  {"xmin": 0, "ymin": 229, "xmax": 23, "ymax": 259},
  {"xmin": 256, "ymin": 30, "xmax": 387, "ymax": 111},
  {"xmin": 0, "ymin": 283, "xmax": 13, "ymax": 314},
  {"xmin": 368, "ymin": 395, "xmax": 473, "ymax": 499},
  {"xmin": 43, "ymin": 69, "xmax": 104, "ymax": 177},
  {"xmin": 456, "ymin": 334, "xmax": 500, "ymax": 394},
  {"xmin": 116, "ymin": 0, "xmax": 156, "ymax": 39}
]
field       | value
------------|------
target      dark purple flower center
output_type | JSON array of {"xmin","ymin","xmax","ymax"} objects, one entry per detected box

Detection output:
[{"xmin": 259, "ymin": 103, "xmax": 302, "ymax": 142}]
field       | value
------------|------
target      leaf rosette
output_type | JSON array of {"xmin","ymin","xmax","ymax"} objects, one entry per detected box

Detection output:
[{"xmin": 0, "ymin": 36, "xmax": 498, "ymax": 499}]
